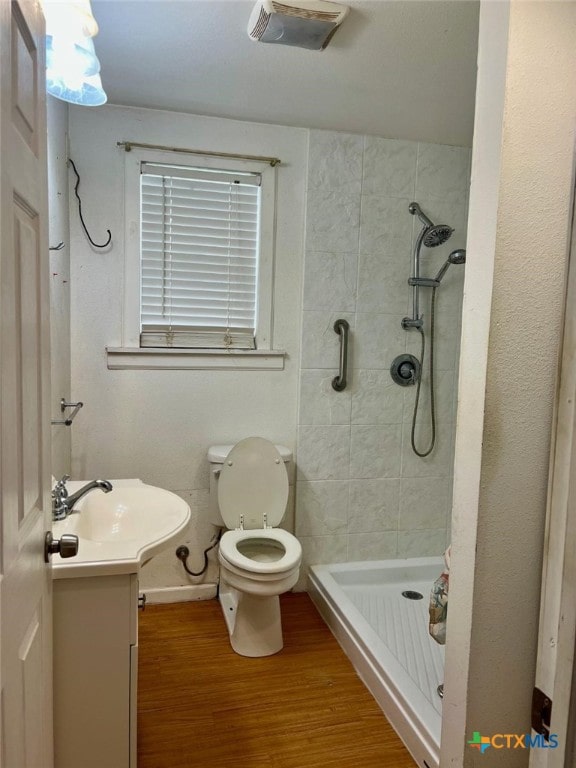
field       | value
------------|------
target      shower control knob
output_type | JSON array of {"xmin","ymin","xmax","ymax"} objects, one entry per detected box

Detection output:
[
  {"xmin": 399, "ymin": 363, "xmax": 413, "ymax": 379},
  {"xmin": 390, "ymin": 354, "xmax": 421, "ymax": 387}
]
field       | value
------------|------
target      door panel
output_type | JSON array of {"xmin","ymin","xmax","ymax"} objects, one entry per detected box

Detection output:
[
  {"xmin": 19, "ymin": 609, "xmax": 43, "ymax": 766},
  {"xmin": 0, "ymin": 0, "xmax": 52, "ymax": 766},
  {"xmin": 14, "ymin": 196, "xmax": 42, "ymax": 522},
  {"xmin": 11, "ymin": 1, "xmax": 38, "ymax": 153}
]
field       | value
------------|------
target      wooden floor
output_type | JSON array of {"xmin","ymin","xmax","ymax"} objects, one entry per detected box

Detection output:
[{"xmin": 137, "ymin": 593, "xmax": 416, "ymax": 768}]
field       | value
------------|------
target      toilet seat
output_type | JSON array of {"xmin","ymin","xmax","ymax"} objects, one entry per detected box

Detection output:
[
  {"xmin": 219, "ymin": 528, "xmax": 302, "ymax": 576},
  {"xmin": 218, "ymin": 437, "xmax": 289, "ymax": 530}
]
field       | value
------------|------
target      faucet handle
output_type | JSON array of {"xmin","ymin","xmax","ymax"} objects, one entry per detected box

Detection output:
[
  {"xmin": 55, "ymin": 474, "xmax": 70, "ymax": 490},
  {"xmin": 53, "ymin": 475, "xmax": 70, "ymax": 504}
]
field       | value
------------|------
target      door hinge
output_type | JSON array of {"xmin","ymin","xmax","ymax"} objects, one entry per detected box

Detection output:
[{"xmin": 532, "ymin": 686, "xmax": 552, "ymax": 740}]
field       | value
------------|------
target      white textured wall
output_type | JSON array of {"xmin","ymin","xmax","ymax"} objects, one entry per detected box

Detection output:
[
  {"xmin": 296, "ymin": 131, "xmax": 470, "ymax": 580},
  {"xmin": 68, "ymin": 105, "xmax": 307, "ymax": 593},
  {"xmin": 444, "ymin": 2, "xmax": 576, "ymax": 765},
  {"xmin": 47, "ymin": 96, "xmax": 71, "ymax": 479}
]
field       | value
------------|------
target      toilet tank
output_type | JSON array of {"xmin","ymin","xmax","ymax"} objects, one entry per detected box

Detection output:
[{"xmin": 207, "ymin": 443, "xmax": 292, "ymax": 527}]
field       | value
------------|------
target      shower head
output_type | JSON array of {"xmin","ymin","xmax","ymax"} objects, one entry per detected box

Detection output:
[
  {"xmin": 423, "ymin": 225, "xmax": 454, "ymax": 248},
  {"xmin": 409, "ymin": 202, "xmax": 453, "ymax": 249},
  {"xmin": 434, "ymin": 249, "xmax": 467, "ymax": 283}
]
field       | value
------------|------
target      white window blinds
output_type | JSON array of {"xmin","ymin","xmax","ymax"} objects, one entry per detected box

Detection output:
[{"xmin": 140, "ymin": 162, "xmax": 261, "ymax": 349}]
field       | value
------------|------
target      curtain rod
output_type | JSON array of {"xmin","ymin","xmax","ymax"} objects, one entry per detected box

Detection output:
[{"xmin": 117, "ymin": 141, "xmax": 281, "ymax": 167}]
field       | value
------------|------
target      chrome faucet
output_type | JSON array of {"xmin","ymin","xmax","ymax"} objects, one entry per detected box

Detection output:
[{"xmin": 52, "ymin": 475, "xmax": 113, "ymax": 521}]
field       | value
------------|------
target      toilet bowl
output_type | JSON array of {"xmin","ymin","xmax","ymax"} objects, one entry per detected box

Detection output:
[{"xmin": 208, "ymin": 437, "xmax": 302, "ymax": 657}]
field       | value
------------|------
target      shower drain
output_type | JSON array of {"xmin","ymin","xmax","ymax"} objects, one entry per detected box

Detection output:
[{"xmin": 401, "ymin": 590, "xmax": 423, "ymax": 600}]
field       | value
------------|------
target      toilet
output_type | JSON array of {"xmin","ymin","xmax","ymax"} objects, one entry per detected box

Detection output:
[{"xmin": 207, "ymin": 437, "xmax": 302, "ymax": 657}]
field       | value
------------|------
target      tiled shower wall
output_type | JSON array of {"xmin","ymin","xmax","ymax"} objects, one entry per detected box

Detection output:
[{"xmin": 295, "ymin": 131, "xmax": 471, "ymax": 573}]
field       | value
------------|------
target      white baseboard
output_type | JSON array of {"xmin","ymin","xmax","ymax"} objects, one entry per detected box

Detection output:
[{"xmin": 141, "ymin": 584, "xmax": 217, "ymax": 604}]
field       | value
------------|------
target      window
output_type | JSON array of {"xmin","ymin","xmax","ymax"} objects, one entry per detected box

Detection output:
[
  {"xmin": 140, "ymin": 162, "xmax": 260, "ymax": 350},
  {"xmin": 113, "ymin": 147, "xmax": 283, "ymax": 369}
]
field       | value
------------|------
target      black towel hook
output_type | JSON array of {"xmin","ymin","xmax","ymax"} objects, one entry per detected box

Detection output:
[{"xmin": 68, "ymin": 158, "xmax": 112, "ymax": 249}]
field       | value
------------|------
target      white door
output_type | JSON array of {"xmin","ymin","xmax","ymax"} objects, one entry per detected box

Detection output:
[
  {"xmin": 530, "ymin": 184, "xmax": 576, "ymax": 767},
  {"xmin": 0, "ymin": 1, "xmax": 53, "ymax": 766}
]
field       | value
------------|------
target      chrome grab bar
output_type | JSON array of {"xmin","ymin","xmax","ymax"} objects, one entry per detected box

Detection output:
[{"xmin": 332, "ymin": 319, "xmax": 350, "ymax": 392}]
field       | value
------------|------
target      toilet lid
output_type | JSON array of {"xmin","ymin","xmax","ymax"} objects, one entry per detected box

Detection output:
[{"xmin": 218, "ymin": 437, "xmax": 289, "ymax": 530}]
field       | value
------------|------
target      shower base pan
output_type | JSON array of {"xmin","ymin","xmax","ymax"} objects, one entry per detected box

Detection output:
[{"xmin": 308, "ymin": 557, "xmax": 444, "ymax": 768}]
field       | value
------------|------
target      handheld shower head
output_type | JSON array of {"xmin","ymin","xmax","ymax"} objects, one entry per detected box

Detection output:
[
  {"xmin": 448, "ymin": 248, "xmax": 466, "ymax": 265},
  {"xmin": 434, "ymin": 249, "xmax": 467, "ymax": 283}
]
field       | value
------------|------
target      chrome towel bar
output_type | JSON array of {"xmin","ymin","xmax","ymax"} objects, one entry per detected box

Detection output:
[
  {"xmin": 51, "ymin": 398, "xmax": 84, "ymax": 426},
  {"xmin": 332, "ymin": 319, "xmax": 350, "ymax": 392}
]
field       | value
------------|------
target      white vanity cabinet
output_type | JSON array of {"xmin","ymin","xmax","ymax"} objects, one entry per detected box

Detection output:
[
  {"xmin": 50, "ymin": 478, "xmax": 190, "ymax": 768},
  {"xmin": 53, "ymin": 573, "xmax": 140, "ymax": 768}
]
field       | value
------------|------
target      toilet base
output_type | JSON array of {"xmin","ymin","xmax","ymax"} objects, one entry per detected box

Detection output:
[{"xmin": 219, "ymin": 580, "xmax": 283, "ymax": 657}]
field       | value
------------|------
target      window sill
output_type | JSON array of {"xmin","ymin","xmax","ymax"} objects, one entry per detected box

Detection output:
[{"xmin": 106, "ymin": 347, "xmax": 286, "ymax": 371}]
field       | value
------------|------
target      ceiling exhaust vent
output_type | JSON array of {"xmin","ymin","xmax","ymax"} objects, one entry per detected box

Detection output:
[{"xmin": 247, "ymin": 0, "xmax": 349, "ymax": 51}]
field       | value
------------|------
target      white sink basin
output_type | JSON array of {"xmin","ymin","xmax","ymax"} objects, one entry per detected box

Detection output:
[
  {"xmin": 52, "ymin": 479, "xmax": 191, "ymax": 579},
  {"xmin": 74, "ymin": 486, "xmax": 187, "ymax": 543}
]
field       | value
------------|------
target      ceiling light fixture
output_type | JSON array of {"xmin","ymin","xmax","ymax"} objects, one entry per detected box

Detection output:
[{"xmin": 43, "ymin": 0, "xmax": 107, "ymax": 106}]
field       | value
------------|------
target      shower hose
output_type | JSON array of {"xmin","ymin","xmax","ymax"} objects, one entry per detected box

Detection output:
[{"xmin": 411, "ymin": 286, "xmax": 437, "ymax": 457}]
